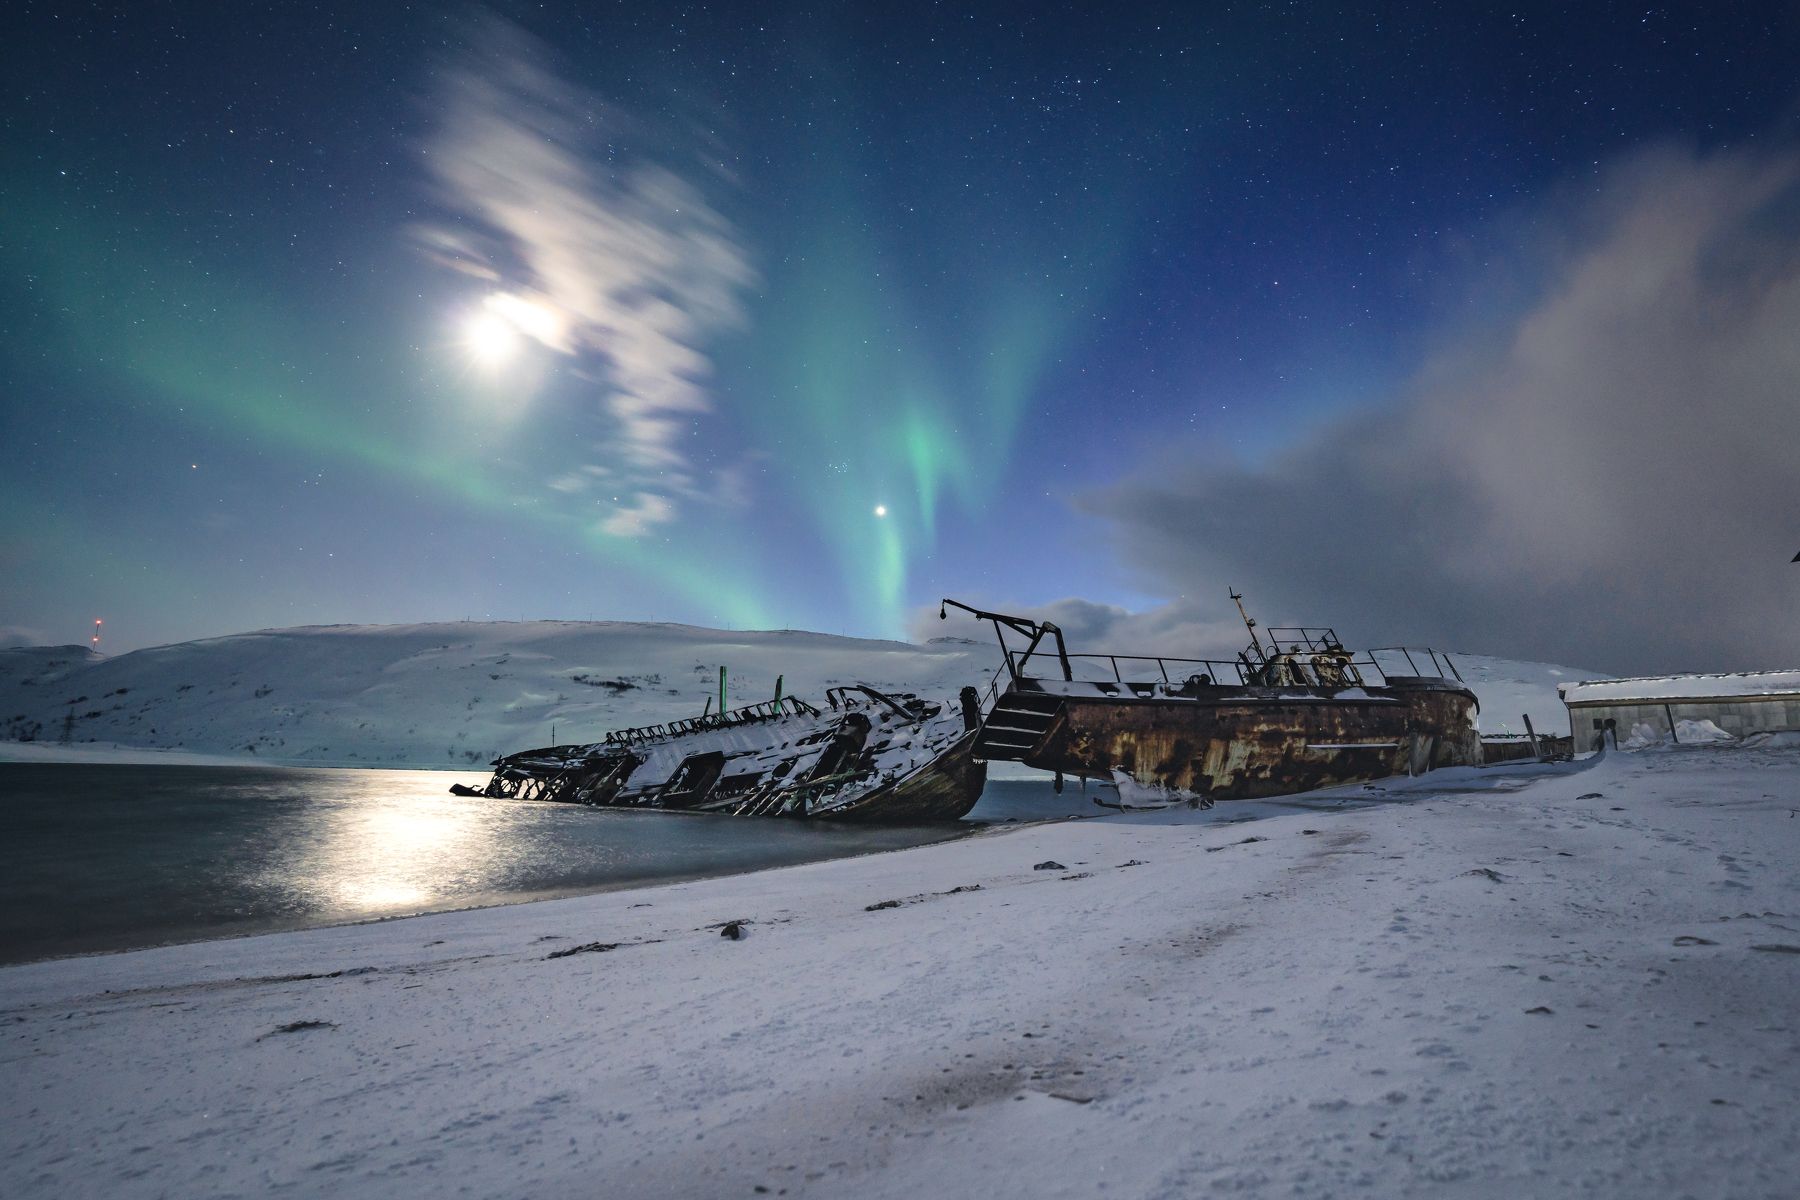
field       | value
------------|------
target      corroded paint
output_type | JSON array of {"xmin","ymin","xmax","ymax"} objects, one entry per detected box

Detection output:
[
  {"xmin": 819, "ymin": 730, "xmax": 988, "ymax": 822},
  {"xmin": 996, "ymin": 680, "xmax": 1481, "ymax": 802}
]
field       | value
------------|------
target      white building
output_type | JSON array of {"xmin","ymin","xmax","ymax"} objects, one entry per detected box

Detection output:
[{"xmin": 1560, "ymin": 670, "xmax": 1800, "ymax": 748}]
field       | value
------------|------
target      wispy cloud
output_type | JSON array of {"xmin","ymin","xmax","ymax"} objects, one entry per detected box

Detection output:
[
  {"xmin": 1086, "ymin": 143, "xmax": 1800, "ymax": 675},
  {"xmin": 417, "ymin": 16, "xmax": 755, "ymax": 534},
  {"xmin": 600, "ymin": 492, "xmax": 677, "ymax": 538},
  {"xmin": 910, "ymin": 595, "xmax": 1249, "ymax": 662}
]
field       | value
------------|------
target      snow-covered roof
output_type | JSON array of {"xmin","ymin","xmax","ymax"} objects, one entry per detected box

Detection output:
[{"xmin": 1559, "ymin": 670, "xmax": 1800, "ymax": 705}]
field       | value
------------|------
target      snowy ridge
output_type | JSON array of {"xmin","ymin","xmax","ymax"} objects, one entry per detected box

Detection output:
[
  {"xmin": 0, "ymin": 624, "xmax": 1603, "ymax": 766},
  {"xmin": 1446, "ymin": 653, "xmax": 1607, "ymax": 736}
]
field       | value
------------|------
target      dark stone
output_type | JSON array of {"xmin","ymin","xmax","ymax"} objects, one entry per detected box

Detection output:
[
  {"xmin": 546, "ymin": 941, "xmax": 620, "ymax": 959},
  {"xmin": 260, "ymin": 1020, "xmax": 336, "ymax": 1039}
]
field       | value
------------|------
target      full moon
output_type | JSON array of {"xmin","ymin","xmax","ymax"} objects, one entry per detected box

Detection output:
[
  {"xmin": 873, "ymin": 504, "xmax": 888, "ymax": 518},
  {"xmin": 464, "ymin": 311, "xmax": 522, "ymax": 365}
]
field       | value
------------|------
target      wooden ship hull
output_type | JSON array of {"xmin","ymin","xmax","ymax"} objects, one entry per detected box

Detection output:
[
  {"xmin": 944, "ymin": 597, "xmax": 1483, "ymax": 807},
  {"xmin": 454, "ymin": 685, "xmax": 986, "ymax": 822}
]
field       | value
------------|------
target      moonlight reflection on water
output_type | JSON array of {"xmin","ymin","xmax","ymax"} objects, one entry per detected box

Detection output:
[{"xmin": 2, "ymin": 763, "xmax": 1079, "ymax": 964}]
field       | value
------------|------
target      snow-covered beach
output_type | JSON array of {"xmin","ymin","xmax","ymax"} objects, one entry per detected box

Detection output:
[{"xmin": 6, "ymin": 742, "xmax": 1796, "ymax": 1199}]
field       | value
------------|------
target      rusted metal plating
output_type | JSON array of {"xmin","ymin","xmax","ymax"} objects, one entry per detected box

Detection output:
[
  {"xmin": 946, "ymin": 595, "xmax": 1483, "ymax": 804},
  {"xmin": 1007, "ymin": 679, "xmax": 1481, "ymax": 802}
]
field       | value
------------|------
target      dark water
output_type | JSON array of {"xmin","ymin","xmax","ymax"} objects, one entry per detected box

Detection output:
[{"xmin": 0, "ymin": 764, "xmax": 1089, "ymax": 965}]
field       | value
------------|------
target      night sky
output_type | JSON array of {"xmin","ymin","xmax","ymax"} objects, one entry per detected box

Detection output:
[{"xmin": 4, "ymin": 3, "xmax": 1796, "ymax": 670}]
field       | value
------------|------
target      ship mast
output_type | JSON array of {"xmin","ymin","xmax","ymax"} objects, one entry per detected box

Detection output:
[{"xmin": 1230, "ymin": 588, "xmax": 1266, "ymax": 665}]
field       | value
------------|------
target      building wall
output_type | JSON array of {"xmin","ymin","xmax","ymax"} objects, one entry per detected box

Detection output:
[{"xmin": 1566, "ymin": 696, "xmax": 1800, "ymax": 747}]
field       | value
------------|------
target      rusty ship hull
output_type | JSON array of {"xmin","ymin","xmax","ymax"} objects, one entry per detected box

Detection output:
[
  {"xmin": 980, "ymin": 676, "xmax": 1480, "ymax": 803},
  {"xmin": 944, "ymin": 597, "xmax": 1483, "ymax": 806}
]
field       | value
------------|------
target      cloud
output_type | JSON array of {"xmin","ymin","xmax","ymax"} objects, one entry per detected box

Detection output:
[
  {"xmin": 418, "ymin": 16, "xmax": 755, "ymax": 534},
  {"xmin": 1085, "ymin": 144, "xmax": 1800, "ymax": 676},
  {"xmin": 911, "ymin": 596, "xmax": 1251, "ymax": 672},
  {"xmin": 600, "ymin": 492, "xmax": 677, "ymax": 538}
]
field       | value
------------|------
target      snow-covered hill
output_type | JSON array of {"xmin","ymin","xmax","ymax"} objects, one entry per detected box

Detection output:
[
  {"xmin": 0, "ymin": 623, "xmax": 999, "ymax": 767},
  {"xmin": 1447, "ymin": 652, "xmax": 1606, "ymax": 737},
  {"xmin": 0, "ymin": 623, "xmax": 1605, "ymax": 766}
]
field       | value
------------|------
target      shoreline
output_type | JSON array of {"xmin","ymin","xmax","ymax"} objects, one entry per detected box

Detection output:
[
  {"xmin": 0, "ymin": 821, "xmax": 997, "ymax": 971},
  {"xmin": 0, "ymin": 763, "xmax": 1083, "ymax": 968},
  {"xmin": 12, "ymin": 748, "xmax": 1798, "ymax": 1196},
  {"xmin": 0, "ymin": 740, "xmax": 474, "ymax": 770},
  {"xmin": 0, "ymin": 739, "xmax": 1062, "ymax": 782}
]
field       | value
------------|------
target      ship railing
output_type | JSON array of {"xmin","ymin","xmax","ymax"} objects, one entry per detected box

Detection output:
[
  {"xmin": 1261, "ymin": 626, "xmax": 1343, "ymax": 653},
  {"xmin": 939, "ymin": 596, "xmax": 1465, "ymax": 698},
  {"xmin": 1002, "ymin": 645, "xmax": 1463, "ymax": 690},
  {"xmin": 971, "ymin": 657, "xmax": 1012, "ymax": 716},
  {"xmin": 1006, "ymin": 648, "xmax": 1254, "ymax": 686},
  {"xmin": 1363, "ymin": 646, "xmax": 1465, "ymax": 684},
  {"xmin": 602, "ymin": 694, "xmax": 823, "ymax": 747}
]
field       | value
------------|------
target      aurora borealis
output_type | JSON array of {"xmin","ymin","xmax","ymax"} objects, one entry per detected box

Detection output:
[{"xmin": 4, "ymin": 3, "xmax": 1796, "ymax": 661}]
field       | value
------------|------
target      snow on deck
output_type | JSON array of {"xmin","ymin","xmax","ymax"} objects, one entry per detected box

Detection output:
[
  {"xmin": 4, "ymin": 745, "xmax": 1797, "ymax": 1197},
  {"xmin": 1560, "ymin": 669, "xmax": 1800, "ymax": 704}
]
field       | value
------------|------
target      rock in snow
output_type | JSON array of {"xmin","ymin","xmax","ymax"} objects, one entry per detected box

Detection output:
[{"xmin": 3, "ymin": 742, "xmax": 1797, "ymax": 1197}]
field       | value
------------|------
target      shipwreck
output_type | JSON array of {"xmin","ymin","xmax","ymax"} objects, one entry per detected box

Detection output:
[
  {"xmin": 457, "ymin": 590, "xmax": 1485, "ymax": 822},
  {"xmin": 943, "ymin": 592, "xmax": 1483, "ymax": 807},
  {"xmin": 452, "ymin": 683, "xmax": 986, "ymax": 821}
]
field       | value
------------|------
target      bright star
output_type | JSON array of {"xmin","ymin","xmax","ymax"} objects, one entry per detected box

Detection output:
[{"xmin": 873, "ymin": 504, "xmax": 888, "ymax": 518}]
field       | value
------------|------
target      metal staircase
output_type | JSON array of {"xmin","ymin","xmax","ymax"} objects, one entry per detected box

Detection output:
[{"xmin": 972, "ymin": 689, "xmax": 1062, "ymax": 762}]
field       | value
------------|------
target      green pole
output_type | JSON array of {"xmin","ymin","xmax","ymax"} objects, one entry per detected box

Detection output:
[{"xmin": 719, "ymin": 665, "xmax": 727, "ymax": 714}]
